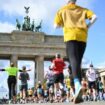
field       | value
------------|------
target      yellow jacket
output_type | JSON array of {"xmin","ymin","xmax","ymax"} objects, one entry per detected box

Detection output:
[{"xmin": 54, "ymin": 4, "xmax": 94, "ymax": 42}]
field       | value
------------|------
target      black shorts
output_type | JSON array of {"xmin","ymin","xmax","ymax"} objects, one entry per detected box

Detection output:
[
  {"xmin": 88, "ymin": 81, "xmax": 96, "ymax": 89},
  {"xmin": 20, "ymin": 84, "xmax": 28, "ymax": 91},
  {"xmin": 53, "ymin": 73, "xmax": 64, "ymax": 83}
]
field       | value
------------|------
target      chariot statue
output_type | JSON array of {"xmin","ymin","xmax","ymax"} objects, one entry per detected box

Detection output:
[{"xmin": 16, "ymin": 6, "xmax": 42, "ymax": 32}]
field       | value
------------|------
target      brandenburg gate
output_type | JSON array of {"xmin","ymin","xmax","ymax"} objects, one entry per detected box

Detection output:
[{"xmin": 0, "ymin": 31, "xmax": 66, "ymax": 83}]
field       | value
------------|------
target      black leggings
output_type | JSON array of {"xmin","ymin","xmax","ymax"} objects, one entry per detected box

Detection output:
[
  {"xmin": 7, "ymin": 76, "xmax": 16, "ymax": 100},
  {"xmin": 66, "ymin": 41, "xmax": 86, "ymax": 82}
]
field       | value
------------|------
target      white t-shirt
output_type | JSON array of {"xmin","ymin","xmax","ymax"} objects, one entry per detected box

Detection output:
[{"xmin": 86, "ymin": 68, "xmax": 96, "ymax": 82}]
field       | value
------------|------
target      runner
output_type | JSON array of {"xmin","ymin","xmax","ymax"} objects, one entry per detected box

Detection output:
[
  {"xmin": 86, "ymin": 64, "xmax": 97, "ymax": 101},
  {"xmin": 49, "ymin": 53, "xmax": 66, "ymax": 99},
  {"xmin": 44, "ymin": 70, "xmax": 54, "ymax": 89},
  {"xmin": 86, "ymin": 64, "xmax": 97, "ymax": 91},
  {"xmin": 19, "ymin": 66, "xmax": 30, "ymax": 102},
  {"xmin": 54, "ymin": 0, "xmax": 97, "ymax": 103}
]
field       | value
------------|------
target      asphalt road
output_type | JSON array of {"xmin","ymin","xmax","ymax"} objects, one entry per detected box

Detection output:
[{"xmin": 2, "ymin": 101, "xmax": 105, "ymax": 105}]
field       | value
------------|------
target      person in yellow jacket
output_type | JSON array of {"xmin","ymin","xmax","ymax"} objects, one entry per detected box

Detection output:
[{"xmin": 54, "ymin": 0, "xmax": 97, "ymax": 103}]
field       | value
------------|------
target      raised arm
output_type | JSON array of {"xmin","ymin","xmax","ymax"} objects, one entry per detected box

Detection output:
[
  {"xmin": 18, "ymin": 69, "xmax": 23, "ymax": 72},
  {"xmin": 18, "ymin": 69, "xmax": 31, "ymax": 72},
  {"xmin": 87, "ymin": 14, "xmax": 97, "ymax": 28},
  {"xmin": 26, "ymin": 69, "xmax": 31, "ymax": 72},
  {"xmin": 0, "ymin": 69, "xmax": 5, "ymax": 71},
  {"xmin": 49, "ymin": 63, "xmax": 55, "ymax": 71}
]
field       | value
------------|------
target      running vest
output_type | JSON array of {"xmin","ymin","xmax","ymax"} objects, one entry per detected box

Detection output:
[{"xmin": 5, "ymin": 67, "xmax": 18, "ymax": 76}]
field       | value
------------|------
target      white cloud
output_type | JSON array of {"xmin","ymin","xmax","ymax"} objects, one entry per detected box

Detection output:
[
  {"xmin": 96, "ymin": 61, "xmax": 105, "ymax": 69},
  {"xmin": 0, "ymin": 22, "xmax": 15, "ymax": 32}
]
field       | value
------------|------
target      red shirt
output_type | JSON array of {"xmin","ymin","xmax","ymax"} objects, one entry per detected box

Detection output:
[{"xmin": 52, "ymin": 58, "xmax": 66, "ymax": 74}]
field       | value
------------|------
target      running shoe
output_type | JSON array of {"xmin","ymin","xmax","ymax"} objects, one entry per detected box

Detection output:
[{"xmin": 73, "ymin": 84, "xmax": 83, "ymax": 103}]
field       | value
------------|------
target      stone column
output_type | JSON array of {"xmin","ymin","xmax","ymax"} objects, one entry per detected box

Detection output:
[
  {"xmin": 35, "ymin": 56, "xmax": 44, "ymax": 83},
  {"xmin": 10, "ymin": 54, "xmax": 18, "ymax": 66}
]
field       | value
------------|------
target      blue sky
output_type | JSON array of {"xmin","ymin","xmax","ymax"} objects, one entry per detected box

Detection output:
[{"xmin": 0, "ymin": 0, "xmax": 105, "ymax": 98}]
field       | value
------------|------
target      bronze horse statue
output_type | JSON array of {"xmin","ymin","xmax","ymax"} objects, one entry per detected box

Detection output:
[
  {"xmin": 35, "ymin": 20, "xmax": 42, "ymax": 32},
  {"xmin": 16, "ymin": 19, "xmax": 21, "ymax": 30}
]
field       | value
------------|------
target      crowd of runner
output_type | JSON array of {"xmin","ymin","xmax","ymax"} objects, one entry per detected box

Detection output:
[
  {"xmin": 2, "ymin": 74, "xmax": 105, "ymax": 104},
  {"xmin": 0, "ymin": 56, "xmax": 105, "ymax": 104},
  {"xmin": 16, "ymin": 66, "xmax": 105, "ymax": 104}
]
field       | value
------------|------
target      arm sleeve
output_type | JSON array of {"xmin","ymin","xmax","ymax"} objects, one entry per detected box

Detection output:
[
  {"xmin": 54, "ymin": 10, "xmax": 64, "ymax": 27},
  {"xmin": 5, "ymin": 67, "xmax": 9, "ymax": 71},
  {"xmin": 14, "ymin": 67, "xmax": 19, "ymax": 72},
  {"xmin": 85, "ymin": 9, "xmax": 94, "ymax": 19}
]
